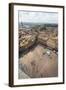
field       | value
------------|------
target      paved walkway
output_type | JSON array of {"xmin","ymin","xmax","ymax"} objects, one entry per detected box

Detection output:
[{"xmin": 18, "ymin": 69, "xmax": 30, "ymax": 79}]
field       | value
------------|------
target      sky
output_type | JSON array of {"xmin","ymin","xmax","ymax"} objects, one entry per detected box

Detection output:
[{"xmin": 19, "ymin": 11, "xmax": 58, "ymax": 24}]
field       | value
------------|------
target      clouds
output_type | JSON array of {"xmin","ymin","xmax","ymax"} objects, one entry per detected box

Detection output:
[{"xmin": 19, "ymin": 11, "xmax": 58, "ymax": 24}]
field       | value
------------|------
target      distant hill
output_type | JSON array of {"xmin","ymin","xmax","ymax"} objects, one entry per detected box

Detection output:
[{"xmin": 19, "ymin": 22, "xmax": 58, "ymax": 29}]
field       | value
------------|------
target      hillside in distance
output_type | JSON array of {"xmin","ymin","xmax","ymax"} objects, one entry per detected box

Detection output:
[{"xmin": 19, "ymin": 22, "xmax": 58, "ymax": 30}]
